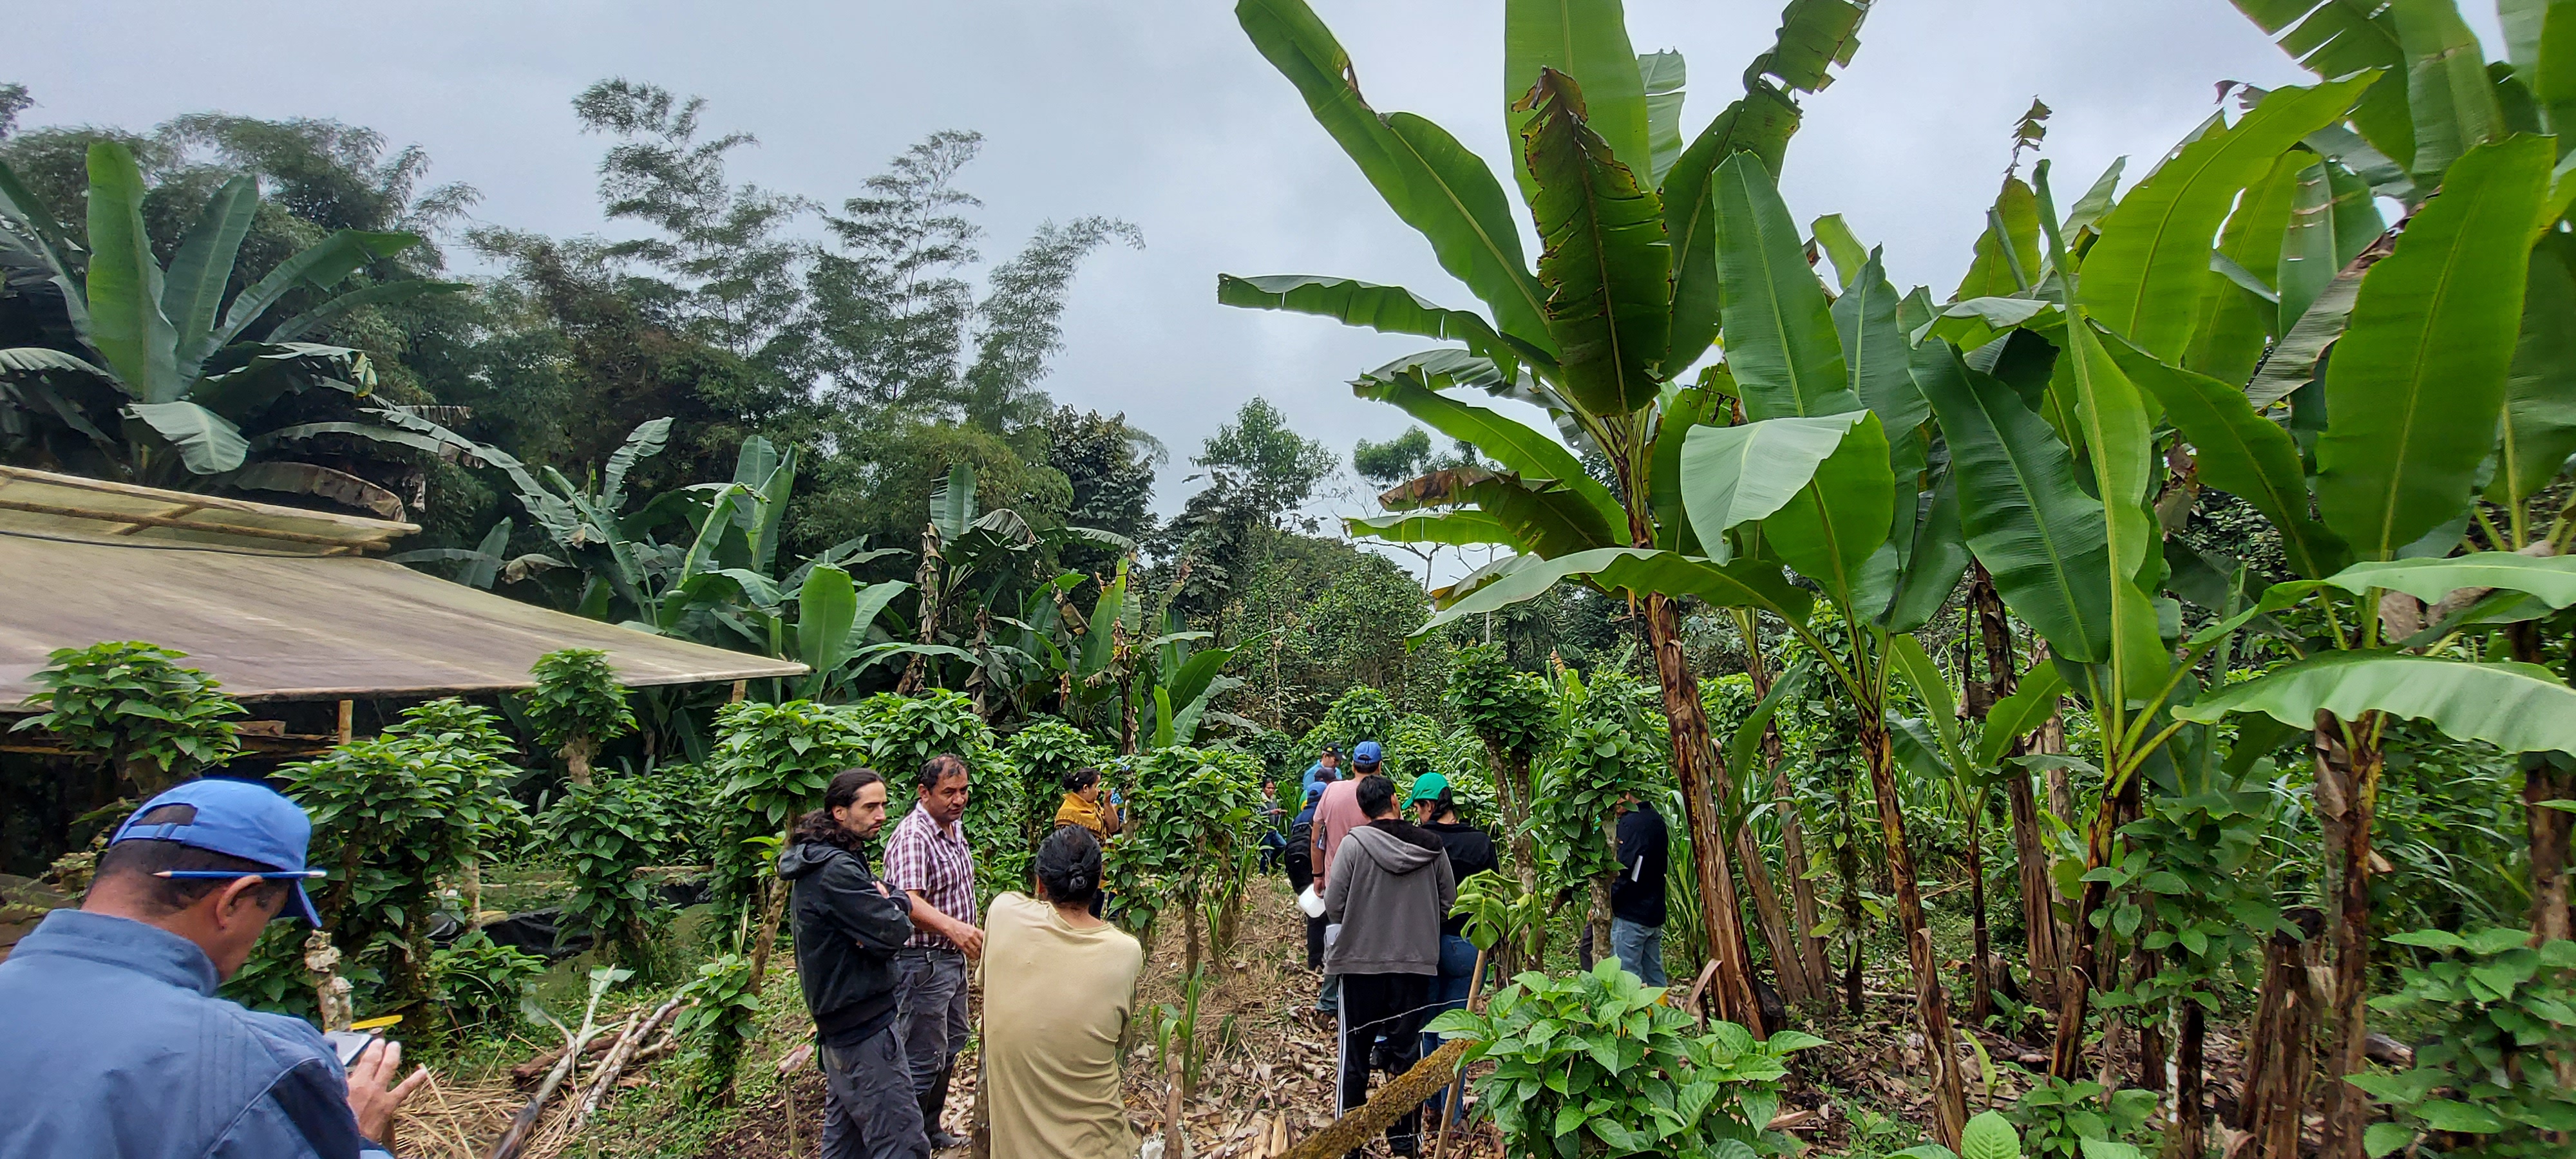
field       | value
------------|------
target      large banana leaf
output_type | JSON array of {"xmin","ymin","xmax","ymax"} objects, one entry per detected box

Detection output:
[
  {"xmin": 795, "ymin": 564, "xmax": 858, "ymax": 697},
  {"xmin": 1910, "ymin": 341, "xmax": 2114, "ymax": 664},
  {"xmin": 1218, "ymin": 274, "xmax": 1528, "ymax": 373},
  {"xmin": 1881, "ymin": 466, "xmax": 1971, "ymax": 635},
  {"xmin": 1345, "ymin": 509, "xmax": 1519, "ymax": 548},
  {"xmin": 1714, "ymin": 153, "xmax": 1857, "ymax": 420},
  {"xmin": 1351, "ymin": 370, "xmax": 1622, "ymax": 522},
  {"xmin": 1520, "ymin": 68, "xmax": 1670, "ymax": 415},
  {"xmin": 2312, "ymin": 552, "xmax": 2576, "ymax": 607},
  {"xmin": 1678, "ymin": 413, "xmax": 1867, "ymax": 554},
  {"xmin": 2278, "ymin": 156, "xmax": 2385, "ymax": 328},
  {"xmin": 1164, "ymin": 645, "xmax": 1239, "ymax": 719},
  {"xmin": 1504, "ymin": 0, "xmax": 1653, "ymax": 197},
  {"xmin": 2099, "ymin": 330, "xmax": 2349, "ymax": 578},
  {"xmin": 2080, "ymin": 76, "xmax": 2376, "ymax": 361},
  {"xmin": 1380, "ymin": 467, "xmax": 1622, "ymax": 556},
  {"xmin": 1645, "ymin": 383, "xmax": 1713, "ymax": 552},
  {"xmin": 2389, "ymin": 0, "xmax": 2505, "ymax": 180},
  {"xmin": 204, "ymin": 229, "xmax": 415, "ymax": 373},
  {"xmin": 263, "ymin": 279, "xmax": 469, "ymax": 345},
  {"xmin": 1235, "ymin": 0, "xmax": 1555, "ymax": 350},
  {"xmin": 1976, "ymin": 661, "xmax": 2069, "ymax": 768},
  {"xmin": 1660, "ymin": 84, "xmax": 1800, "ymax": 372},
  {"xmin": 162, "ymin": 176, "xmax": 259, "ymax": 375},
  {"xmin": 80, "ymin": 143, "xmax": 179, "ymax": 400},
  {"xmin": 2490, "ymin": 234, "xmax": 2576, "ymax": 513},
  {"xmin": 125, "ymin": 399, "xmax": 248, "ymax": 473},
  {"xmin": 1765, "ymin": 411, "xmax": 1897, "ymax": 611},
  {"xmin": 2187, "ymin": 149, "xmax": 2307, "ymax": 385},
  {"xmin": 1747, "ymin": 0, "xmax": 1868, "ymax": 93},
  {"xmin": 2230, "ymin": 2, "xmax": 2414, "ymax": 169},
  {"xmin": 2316, "ymin": 135, "xmax": 2555, "ymax": 559},
  {"xmin": 600, "ymin": 417, "xmax": 675, "ymax": 514},
  {"xmin": 2174, "ymin": 650, "xmax": 2576, "ymax": 755},
  {"xmin": 1837, "ymin": 247, "xmax": 1923, "ymax": 437},
  {"xmin": 2062, "ymin": 318, "xmax": 2172, "ymax": 698},
  {"xmin": 1417, "ymin": 546, "xmax": 1812, "ymax": 634},
  {"xmin": 1639, "ymin": 50, "xmax": 1687, "ymax": 186},
  {"xmin": 929, "ymin": 463, "xmax": 976, "ymax": 542},
  {"xmin": 1951, "ymin": 178, "xmax": 2041, "ymax": 302}
]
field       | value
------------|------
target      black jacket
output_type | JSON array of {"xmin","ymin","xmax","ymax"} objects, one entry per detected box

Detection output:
[
  {"xmin": 1421, "ymin": 820, "xmax": 1499, "ymax": 938},
  {"xmin": 1611, "ymin": 802, "xmax": 1668, "ymax": 927},
  {"xmin": 1285, "ymin": 806, "xmax": 1318, "ymax": 894},
  {"xmin": 777, "ymin": 840, "xmax": 916, "ymax": 1047}
]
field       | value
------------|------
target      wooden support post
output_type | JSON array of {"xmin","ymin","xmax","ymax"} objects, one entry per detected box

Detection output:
[
  {"xmin": 1429, "ymin": 949, "xmax": 1489, "ymax": 1159},
  {"xmin": 336, "ymin": 699, "xmax": 354, "ymax": 745}
]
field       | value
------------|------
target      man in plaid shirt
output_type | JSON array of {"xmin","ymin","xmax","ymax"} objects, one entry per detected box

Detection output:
[{"xmin": 882, "ymin": 753, "xmax": 981, "ymax": 1151}]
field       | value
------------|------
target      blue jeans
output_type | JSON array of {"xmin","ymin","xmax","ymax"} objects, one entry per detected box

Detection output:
[
  {"xmin": 1611, "ymin": 917, "xmax": 1666, "ymax": 986},
  {"xmin": 1421, "ymin": 934, "xmax": 1481, "ymax": 1121}
]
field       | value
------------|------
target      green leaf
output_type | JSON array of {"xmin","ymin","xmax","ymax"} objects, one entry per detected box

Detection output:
[
  {"xmin": 1638, "ymin": 50, "xmax": 1687, "ymax": 187},
  {"xmin": 2081, "ymin": 75, "xmax": 2376, "ymax": 361},
  {"xmin": 1911, "ymin": 341, "xmax": 2114, "ymax": 665},
  {"xmin": 1353, "ymin": 370, "xmax": 1623, "ymax": 523},
  {"xmin": 1235, "ymin": 0, "xmax": 1555, "ymax": 350},
  {"xmin": 1839, "ymin": 247, "xmax": 1926, "ymax": 438},
  {"xmin": 1716, "ymin": 153, "xmax": 1859, "ymax": 420},
  {"xmin": 1953, "ymin": 178, "xmax": 2042, "ymax": 303},
  {"xmin": 1346, "ymin": 509, "xmax": 1519, "ymax": 548},
  {"xmin": 1383, "ymin": 467, "xmax": 1623, "ymax": 556},
  {"xmin": 124, "ymin": 400, "xmax": 249, "ymax": 473},
  {"xmin": 1747, "ymin": 1, "xmax": 1868, "ymax": 94},
  {"xmin": 2317, "ymin": 552, "xmax": 2576, "ymax": 608},
  {"xmin": 2392, "ymin": 1, "xmax": 2506, "ymax": 182},
  {"xmin": 1520, "ymin": 68, "xmax": 1670, "ymax": 415},
  {"xmin": 80, "ymin": 142, "xmax": 180, "ymax": 401},
  {"xmin": 2489, "ymin": 234, "xmax": 2576, "ymax": 513},
  {"xmin": 1218, "ymin": 274, "xmax": 1527, "ymax": 373},
  {"xmin": 2099, "ymin": 330, "xmax": 2349, "ymax": 578},
  {"xmin": 1889, "ymin": 633, "xmax": 1970, "ymax": 775},
  {"xmin": 162, "ymin": 175, "xmax": 260, "ymax": 374},
  {"xmin": 1645, "ymin": 384, "xmax": 1712, "ymax": 551},
  {"xmin": 1660, "ymin": 86, "xmax": 1801, "ymax": 371},
  {"xmin": 2188, "ymin": 150, "xmax": 2309, "ymax": 386},
  {"xmin": 1812, "ymin": 214, "xmax": 1867, "ymax": 288},
  {"xmin": 2061, "ymin": 321, "xmax": 2172, "ymax": 700},
  {"xmin": 2362, "ymin": 1122, "xmax": 2416, "ymax": 1158},
  {"xmin": 207, "ymin": 229, "xmax": 417, "ymax": 364},
  {"xmin": 2414, "ymin": 1099, "xmax": 2508, "ymax": 1133},
  {"xmin": 262, "ymin": 279, "xmax": 469, "ymax": 345},
  {"xmin": 929, "ymin": 463, "xmax": 975, "ymax": 542},
  {"xmin": 1960, "ymin": 1109, "xmax": 2023, "ymax": 1159},
  {"xmin": 1882, "ymin": 464, "xmax": 1971, "ymax": 634},
  {"xmin": 2317, "ymin": 135, "xmax": 2556, "ymax": 560},
  {"xmin": 1505, "ymin": 0, "xmax": 1653, "ymax": 200},
  {"xmin": 2174, "ymin": 650, "xmax": 2576, "ymax": 755},
  {"xmin": 601, "ymin": 417, "xmax": 674, "ymax": 515},
  {"xmin": 1727, "ymin": 662, "xmax": 1809, "ymax": 784},
  {"xmin": 1978, "ymin": 661, "xmax": 2069, "ymax": 768},
  {"xmin": 1678, "ymin": 413, "xmax": 1868, "ymax": 554},
  {"xmin": 794, "ymin": 565, "xmax": 857, "ymax": 698},
  {"xmin": 1766, "ymin": 411, "xmax": 1896, "ymax": 611},
  {"xmin": 2280, "ymin": 156, "xmax": 2385, "ymax": 329},
  {"xmin": 1418, "ymin": 547, "xmax": 1811, "ymax": 635}
]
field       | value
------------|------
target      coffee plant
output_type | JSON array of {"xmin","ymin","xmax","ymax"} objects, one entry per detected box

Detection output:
[
  {"xmin": 522, "ymin": 647, "xmax": 637, "ymax": 787},
  {"xmin": 13, "ymin": 641, "xmax": 245, "ymax": 794},
  {"xmin": 2349, "ymin": 929, "xmax": 2576, "ymax": 1158},
  {"xmin": 1426, "ymin": 959, "xmax": 1825, "ymax": 1158},
  {"xmin": 1006, "ymin": 714, "xmax": 1104, "ymax": 843},
  {"xmin": 1104, "ymin": 745, "xmax": 1264, "ymax": 968},
  {"xmin": 542, "ymin": 769, "xmax": 681, "ymax": 975},
  {"xmin": 428, "ymin": 931, "xmax": 549, "ymax": 1022},
  {"xmin": 672, "ymin": 950, "xmax": 763, "ymax": 1104}
]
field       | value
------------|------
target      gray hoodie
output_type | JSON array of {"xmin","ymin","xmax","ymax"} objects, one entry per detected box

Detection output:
[{"xmin": 1321, "ymin": 820, "xmax": 1456, "ymax": 976}]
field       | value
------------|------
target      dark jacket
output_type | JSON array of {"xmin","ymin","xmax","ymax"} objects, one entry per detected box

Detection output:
[
  {"xmin": 1285, "ymin": 805, "xmax": 1319, "ymax": 894},
  {"xmin": 1322, "ymin": 819, "xmax": 1456, "ymax": 976},
  {"xmin": 777, "ymin": 840, "xmax": 916, "ymax": 1047},
  {"xmin": 1422, "ymin": 820, "xmax": 1499, "ymax": 938},
  {"xmin": 1611, "ymin": 802, "xmax": 1669, "ymax": 927}
]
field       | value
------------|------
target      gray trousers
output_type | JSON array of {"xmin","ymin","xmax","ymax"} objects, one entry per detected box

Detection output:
[
  {"xmin": 820, "ymin": 1025, "xmax": 928, "ymax": 1159},
  {"xmin": 1611, "ymin": 917, "xmax": 1667, "ymax": 986},
  {"xmin": 893, "ymin": 947, "xmax": 970, "ymax": 1095}
]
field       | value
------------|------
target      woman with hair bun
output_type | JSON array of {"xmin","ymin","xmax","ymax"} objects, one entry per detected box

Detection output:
[{"xmin": 978, "ymin": 825, "xmax": 1143, "ymax": 1158}]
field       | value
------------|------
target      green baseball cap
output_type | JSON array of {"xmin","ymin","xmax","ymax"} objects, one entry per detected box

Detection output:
[{"xmin": 1406, "ymin": 773, "xmax": 1450, "ymax": 806}]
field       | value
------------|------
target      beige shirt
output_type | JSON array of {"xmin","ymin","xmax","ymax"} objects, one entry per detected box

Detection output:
[{"xmin": 980, "ymin": 892, "xmax": 1144, "ymax": 1158}]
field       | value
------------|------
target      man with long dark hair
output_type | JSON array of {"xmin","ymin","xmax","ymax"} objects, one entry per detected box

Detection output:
[{"xmin": 777, "ymin": 768, "xmax": 927, "ymax": 1159}]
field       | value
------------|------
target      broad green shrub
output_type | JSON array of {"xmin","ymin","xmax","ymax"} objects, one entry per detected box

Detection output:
[
  {"xmin": 428, "ymin": 932, "xmax": 548, "ymax": 1022},
  {"xmin": 708, "ymin": 699, "xmax": 870, "ymax": 921},
  {"xmin": 1445, "ymin": 643, "xmax": 1550, "ymax": 761},
  {"xmin": 2005, "ymin": 1076, "xmax": 2159, "ymax": 1159},
  {"xmin": 2349, "ymin": 929, "xmax": 2576, "ymax": 1158},
  {"xmin": 1007, "ymin": 715, "xmax": 1105, "ymax": 843},
  {"xmin": 14, "ymin": 641, "xmax": 244, "ymax": 794},
  {"xmin": 542, "ymin": 770, "xmax": 680, "ymax": 975},
  {"xmin": 673, "ymin": 950, "xmax": 762, "ymax": 1104},
  {"xmin": 520, "ymin": 648, "xmax": 636, "ymax": 787},
  {"xmin": 1105, "ymin": 746, "xmax": 1265, "ymax": 963},
  {"xmin": 1426, "ymin": 959, "xmax": 1824, "ymax": 1157},
  {"xmin": 849, "ymin": 690, "xmax": 1030, "ymax": 905},
  {"xmin": 1303, "ymin": 684, "xmax": 1396, "ymax": 755}
]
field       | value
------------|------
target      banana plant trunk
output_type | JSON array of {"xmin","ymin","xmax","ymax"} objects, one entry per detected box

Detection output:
[
  {"xmin": 2314, "ymin": 711, "xmax": 2383, "ymax": 1159},
  {"xmin": 1743, "ymin": 631, "xmax": 1830, "ymax": 1006},
  {"xmin": 897, "ymin": 524, "xmax": 943, "ymax": 696},
  {"xmin": 2173, "ymin": 996, "xmax": 2208, "ymax": 1159},
  {"xmin": 2050, "ymin": 757, "xmax": 2139, "ymax": 1079},
  {"xmin": 2515, "ymin": 623, "xmax": 2574, "ymax": 940},
  {"xmin": 1643, "ymin": 594, "xmax": 1766, "ymax": 1034},
  {"xmin": 2235, "ymin": 907, "xmax": 2324, "ymax": 1159},
  {"xmin": 1857, "ymin": 715, "xmax": 1969, "ymax": 1147},
  {"xmin": 1969, "ymin": 565, "xmax": 2064, "ymax": 1003},
  {"xmin": 1967, "ymin": 808, "xmax": 1993, "ymax": 1022}
]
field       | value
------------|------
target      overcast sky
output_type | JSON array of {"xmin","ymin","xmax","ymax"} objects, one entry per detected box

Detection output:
[{"xmin": 10, "ymin": 1, "xmax": 2515, "ymax": 555}]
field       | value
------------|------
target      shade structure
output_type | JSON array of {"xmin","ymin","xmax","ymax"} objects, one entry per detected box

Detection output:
[{"xmin": 0, "ymin": 529, "xmax": 807, "ymax": 706}]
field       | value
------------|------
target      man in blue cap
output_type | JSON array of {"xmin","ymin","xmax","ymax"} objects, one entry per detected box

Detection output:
[{"xmin": 0, "ymin": 778, "xmax": 427, "ymax": 1159}]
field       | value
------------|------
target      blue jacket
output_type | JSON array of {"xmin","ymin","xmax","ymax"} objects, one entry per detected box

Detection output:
[
  {"xmin": 0, "ymin": 910, "xmax": 391, "ymax": 1159},
  {"xmin": 1301, "ymin": 762, "xmax": 1340, "ymax": 802}
]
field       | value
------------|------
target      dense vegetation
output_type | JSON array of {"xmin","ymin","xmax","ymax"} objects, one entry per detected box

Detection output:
[{"xmin": 7, "ymin": 1, "xmax": 2576, "ymax": 1158}]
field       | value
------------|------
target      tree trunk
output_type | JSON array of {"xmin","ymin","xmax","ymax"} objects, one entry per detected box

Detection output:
[
  {"xmin": 1969, "ymin": 565, "xmax": 2063, "ymax": 1004},
  {"xmin": 2170, "ymin": 995, "xmax": 2206, "ymax": 1159},
  {"xmin": 1643, "ymin": 594, "xmax": 1766, "ymax": 1033},
  {"xmin": 897, "ymin": 523, "xmax": 942, "ymax": 696},
  {"xmin": 2130, "ymin": 942, "xmax": 2165, "ymax": 1093},
  {"xmin": 1742, "ymin": 626, "xmax": 1829, "ymax": 1006},
  {"xmin": 2515, "ymin": 622, "xmax": 2574, "ymax": 940},
  {"xmin": 1858, "ymin": 716, "xmax": 1968, "ymax": 1149},
  {"xmin": 563, "ymin": 735, "xmax": 593, "ymax": 788},
  {"xmin": 1833, "ymin": 773, "xmax": 1868, "ymax": 1017},
  {"xmin": 2314, "ymin": 711, "xmax": 2382, "ymax": 1159},
  {"xmin": 1969, "ymin": 808, "xmax": 1994, "ymax": 1022},
  {"xmin": 2235, "ymin": 908, "xmax": 2325, "ymax": 1159},
  {"xmin": 2050, "ymin": 764, "xmax": 2139, "ymax": 1079},
  {"xmin": 1589, "ymin": 872, "xmax": 1615, "ymax": 965}
]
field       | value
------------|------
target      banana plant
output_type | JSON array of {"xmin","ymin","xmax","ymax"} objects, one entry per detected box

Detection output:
[
  {"xmin": 893, "ymin": 462, "xmax": 1135, "ymax": 708},
  {"xmin": 0, "ymin": 141, "xmax": 464, "ymax": 513},
  {"xmin": 1223, "ymin": 0, "xmax": 1875, "ymax": 1053}
]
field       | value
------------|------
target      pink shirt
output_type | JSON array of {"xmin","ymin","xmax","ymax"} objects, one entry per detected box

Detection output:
[{"xmin": 1311, "ymin": 778, "xmax": 1368, "ymax": 889}]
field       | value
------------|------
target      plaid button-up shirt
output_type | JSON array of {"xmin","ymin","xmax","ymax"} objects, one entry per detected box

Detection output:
[{"xmin": 882, "ymin": 803, "xmax": 975, "ymax": 950}]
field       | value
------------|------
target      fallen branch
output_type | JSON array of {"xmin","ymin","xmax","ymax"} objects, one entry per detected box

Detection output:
[
  {"xmin": 487, "ymin": 991, "xmax": 621, "ymax": 1159},
  {"xmin": 1281, "ymin": 1037, "xmax": 1475, "ymax": 1159},
  {"xmin": 570, "ymin": 993, "xmax": 693, "ymax": 1129},
  {"xmin": 510, "ymin": 1035, "xmax": 618, "ymax": 1085}
]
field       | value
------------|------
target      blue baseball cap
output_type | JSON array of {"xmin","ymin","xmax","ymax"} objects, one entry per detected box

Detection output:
[
  {"xmin": 111, "ymin": 778, "xmax": 325, "ymax": 927},
  {"xmin": 1352, "ymin": 740, "xmax": 1383, "ymax": 766}
]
